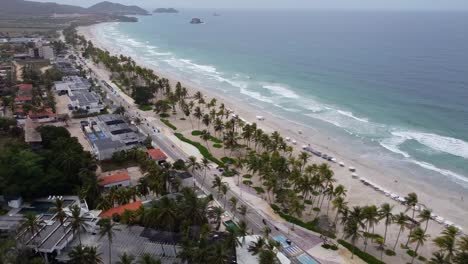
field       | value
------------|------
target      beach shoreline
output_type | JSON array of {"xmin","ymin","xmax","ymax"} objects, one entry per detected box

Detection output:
[{"xmin": 77, "ymin": 23, "xmax": 467, "ymax": 256}]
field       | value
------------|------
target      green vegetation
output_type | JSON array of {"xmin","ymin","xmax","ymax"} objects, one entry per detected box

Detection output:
[
  {"xmin": 0, "ymin": 126, "xmax": 98, "ymax": 204},
  {"xmin": 253, "ymin": 186, "xmax": 265, "ymax": 194},
  {"xmin": 192, "ymin": 130, "xmax": 223, "ymax": 143},
  {"xmin": 138, "ymin": 105, "xmax": 153, "ymax": 111},
  {"xmin": 221, "ymin": 156, "xmax": 235, "ymax": 164},
  {"xmin": 174, "ymin": 133, "xmax": 223, "ymax": 166},
  {"xmin": 242, "ymin": 174, "xmax": 252, "ymax": 179},
  {"xmin": 213, "ymin": 143, "xmax": 223, "ymax": 148},
  {"xmin": 384, "ymin": 249, "xmax": 396, "ymax": 256},
  {"xmin": 191, "ymin": 130, "xmax": 202, "ymax": 136},
  {"xmin": 338, "ymin": 239, "xmax": 385, "ymax": 264},
  {"xmin": 160, "ymin": 118, "xmax": 177, "ymax": 130}
]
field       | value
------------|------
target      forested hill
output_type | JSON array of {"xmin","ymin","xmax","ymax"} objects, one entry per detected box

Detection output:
[
  {"xmin": 0, "ymin": 0, "xmax": 149, "ymax": 16},
  {"xmin": 88, "ymin": 1, "xmax": 150, "ymax": 16}
]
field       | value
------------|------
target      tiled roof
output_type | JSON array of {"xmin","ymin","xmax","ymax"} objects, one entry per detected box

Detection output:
[
  {"xmin": 28, "ymin": 108, "xmax": 57, "ymax": 118},
  {"xmin": 146, "ymin": 148, "xmax": 168, "ymax": 161},
  {"xmin": 99, "ymin": 173, "xmax": 130, "ymax": 186},
  {"xmin": 99, "ymin": 201, "xmax": 142, "ymax": 218},
  {"xmin": 18, "ymin": 84, "xmax": 33, "ymax": 91},
  {"xmin": 14, "ymin": 96, "xmax": 32, "ymax": 102}
]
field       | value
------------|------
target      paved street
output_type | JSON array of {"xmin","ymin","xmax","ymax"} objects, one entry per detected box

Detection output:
[{"xmin": 76, "ymin": 52, "xmax": 326, "ymax": 263}]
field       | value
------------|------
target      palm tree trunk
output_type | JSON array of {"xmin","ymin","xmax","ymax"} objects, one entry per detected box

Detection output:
[
  {"xmin": 108, "ymin": 242, "xmax": 112, "ymax": 264},
  {"xmin": 411, "ymin": 242, "xmax": 421, "ymax": 264},
  {"xmin": 393, "ymin": 228, "xmax": 402, "ymax": 250}
]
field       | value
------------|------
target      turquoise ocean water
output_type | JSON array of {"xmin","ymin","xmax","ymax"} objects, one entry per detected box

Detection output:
[{"xmin": 94, "ymin": 9, "xmax": 468, "ymax": 192}]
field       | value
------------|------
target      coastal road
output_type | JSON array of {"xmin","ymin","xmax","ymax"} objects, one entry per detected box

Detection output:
[{"xmin": 76, "ymin": 51, "xmax": 324, "ymax": 263}]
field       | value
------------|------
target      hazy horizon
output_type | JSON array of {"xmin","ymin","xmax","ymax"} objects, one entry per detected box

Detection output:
[{"xmin": 32, "ymin": 0, "xmax": 468, "ymax": 11}]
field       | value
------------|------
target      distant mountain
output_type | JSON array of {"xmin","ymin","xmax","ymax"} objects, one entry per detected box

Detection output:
[
  {"xmin": 1, "ymin": 0, "xmax": 87, "ymax": 16},
  {"xmin": 0, "ymin": 0, "xmax": 149, "ymax": 17},
  {"xmin": 88, "ymin": 1, "xmax": 150, "ymax": 16},
  {"xmin": 153, "ymin": 8, "xmax": 179, "ymax": 14}
]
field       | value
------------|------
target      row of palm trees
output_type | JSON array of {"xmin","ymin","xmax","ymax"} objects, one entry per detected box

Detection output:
[{"xmin": 64, "ymin": 27, "xmax": 468, "ymax": 264}]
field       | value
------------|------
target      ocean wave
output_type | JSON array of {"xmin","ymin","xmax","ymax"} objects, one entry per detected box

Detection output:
[
  {"xmin": 337, "ymin": 110, "xmax": 369, "ymax": 123},
  {"xmin": 392, "ymin": 131, "xmax": 468, "ymax": 159},
  {"xmin": 409, "ymin": 160, "xmax": 468, "ymax": 188},
  {"xmin": 262, "ymin": 83, "xmax": 299, "ymax": 99},
  {"xmin": 240, "ymin": 87, "xmax": 274, "ymax": 103},
  {"xmin": 379, "ymin": 137, "xmax": 411, "ymax": 158}
]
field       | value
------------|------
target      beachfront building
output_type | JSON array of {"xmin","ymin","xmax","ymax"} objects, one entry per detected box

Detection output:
[
  {"xmin": 84, "ymin": 114, "xmax": 145, "ymax": 160},
  {"xmin": 55, "ymin": 58, "xmax": 80, "ymax": 76},
  {"xmin": 98, "ymin": 172, "xmax": 131, "ymax": 189},
  {"xmin": 54, "ymin": 75, "xmax": 91, "ymax": 94},
  {"xmin": 146, "ymin": 148, "xmax": 168, "ymax": 164},
  {"xmin": 68, "ymin": 89, "xmax": 104, "ymax": 114}
]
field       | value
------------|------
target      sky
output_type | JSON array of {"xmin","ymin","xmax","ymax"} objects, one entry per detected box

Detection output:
[{"xmin": 33, "ymin": 0, "xmax": 468, "ymax": 10}]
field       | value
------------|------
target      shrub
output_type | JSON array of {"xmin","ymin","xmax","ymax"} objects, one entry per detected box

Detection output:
[
  {"xmin": 191, "ymin": 130, "xmax": 202, "ymax": 136},
  {"xmin": 304, "ymin": 199, "xmax": 313, "ymax": 205},
  {"xmin": 174, "ymin": 133, "xmax": 223, "ymax": 166},
  {"xmin": 180, "ymin": 118, "xmax": 186, "ymax": 120},
  {"xmin": 213, "ymin": 143, "xmax": 222, "ymax": 148},
  {"xmin": 172, "ymin": 159, "xmax": 186, "ymax": 170},
  {"xmin": 160, "ymin": 118, "xmax": 177, "ymax": 130},
  {"xmin": 221, "ymin": 156, "xmax": 235, "ymax": 164},
  {"xmin": 243, "ymin": 174, "xmax": 252, "ymax": 179},
  {"xmin": 242, "ymin": 180, "xmax": 253, "ymax": 186},
  {"xmin": 254, "ymin": 186, "xmax": 265, "ymax": 194},
  {"xmin": 384, "ymin": 249, "xmax": 396, "ymax": 256},
  {"xmin": 138, "ymin": 105, "xmax": 152, "ymax": 111},
  {"xmin": 222, "ymin": 170, "xmax": 237, "ymax": 177},
  {"xmin": 330, "ymin": 245, "xmax": 338, "ymax": 250},
  {"xmin": 159, "ymin": 113, "xmax": 170, "ymax": 118},
  {"xmin": 406, "ymin": 250, "xmax": 417, "ymax": 257},
  {"xmin": 321, "ymin": 244, "xmax": 331, "ymax": 249},
  {"xmin": 270, "ymin": 204, "xmax": 336, "ymax": 239},
  {"xmin": 338, "ymin": 239, "xmax": 385, "ymax": 264},
  {"xmin": 417, "ymin": 256, "xmax": 426, "ymax": 262}
]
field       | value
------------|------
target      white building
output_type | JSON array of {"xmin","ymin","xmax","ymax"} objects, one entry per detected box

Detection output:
[
  {"xmin": 54, "ymin": 76, "xmax": 91, "ymax": 94},
  {"xmin": 68, "ymin": 90, "xmax": 104, "ymax": 113}
]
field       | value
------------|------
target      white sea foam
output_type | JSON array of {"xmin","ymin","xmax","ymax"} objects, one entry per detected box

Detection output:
[
  {"xmin": 262, "ymin": 84, "xmax": 299, "ymax": 99},
  {"xmin": 380, "ymin": 137, "xmax": 411, "ymax": 158},
  {"xmin": 392, "ymin": 131, "xmax": 468, "ymax": 159},
  {"xmin": 240, "ymin": 87, "xmax": 274, "ymax": 103},
  {"xmin": 409, "ymin": 160, "xmax": 468, "ymax": 187},
  {"xmin": 337, "ymin": 110, "xmax": 369, "ymax": 123}
]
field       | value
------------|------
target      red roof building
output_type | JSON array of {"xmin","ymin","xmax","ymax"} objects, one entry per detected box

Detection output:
[
  {"xmin": 14, "ymin": 96, "xmax": 32, "ymax": 103},
  {"xmin": 146, "ymin": 148, "xmax": 168, "ymax": 162},
  {"xmin": 99, "ymin": 201, "xmax": 142, "ymax": 218},
  {"xmin": 99, "ymin": 172, "xmax": 130, "ymax": 187},
  {"xmin": 18, "ymin": 84, "xmax": 33, "ymax": 91},
  {"xmin": 28, "ymin": 108, "xmax": 57, "ymax": 119}
]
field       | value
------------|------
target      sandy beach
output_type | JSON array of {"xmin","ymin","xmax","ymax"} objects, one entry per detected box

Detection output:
[{"xmin": 77, "ymin": 24, "xmax": 468, "ymax": 261}]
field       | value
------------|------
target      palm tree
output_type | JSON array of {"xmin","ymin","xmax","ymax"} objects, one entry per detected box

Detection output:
[
  {"xmin": 229, "ymin": 197, "xmax": 238, "ymax": 218},
  {"xmin": 418, "ymin": 208, "xmax": 432, "ymax": 233},
  {"xmin": 379, "ymin": 203, "xmax": 394, "ymax": 258},
  {"xmin": 208, "ymin": 243, "xmax": 228, "ymax": 264},
  {"xmin": 70, "ymin": 205, "xmax": 87, "ymax": 246},
  {"xmin": 289, "ymin": 198, "xmax": 305, "ymax": 231},
  {"xmin": 117, "ymin": 253, "xmax": 135, "ymax": 264},
  {"xmin": 248, "ymin": 236, "xmax": 266, "ymax": 255},
  {"xmin": 98, "ymin": 218, "xmax": 119, "ymax": 264},
  {"xmin": 362, "ymin": 205, "xmax": 379, "ymax": 252},
  {"xmin": 186, "ymin": 156, "xmax": 201, "ymax": 175},
  {"xmin": 200, "ymin": 130, "xmax": 212, "ymax": 151},
  {"xmin": 404, "ymin": 192, "xmax": 418, "ymax": 247},
  {"xmin": 428, "ymin": 252, "xmax": 448, "ymax": 264},
  {"xmin": 332, "ymin": 196, "xmax": 348, "ymax": 227},
  {"xmin": 209, "ymin": 206, "xmax": 224, "ymax": 231},
  {"xmin": 51, "ymin": 197, "xmax": 68, "ymax": 233},
  {"xmin": 212, "ymin": 176, "xmax": 223, "ymax": 195},
  {"xmin": 259, "ymin": 248, "xmax": 279, "ymax": 264},
  {"xmin": 238, "ymin": 220, "xmax": 249, "ymax": 246},
  {"xmin": 221, "ymin": 183, "xmax": 229, "ymax": 208},
  {"xmin": 68, "ymin": 245, "xmax": 103, "ymax": 264},
  {"xmin": 409, "ymin": 227, "xmax": 430, "ymax": 263},
  {"xmin": 433, "ymin": 226, "xmax": 459, "ymax": 262},
  {"xmin": 393, "ymin": 212, "xmax": 408, "ymax": 250},
  {"xmin": 201, "ymin": 157, "xmax": 210, "ymax": 187},
  {"xmin": 238, "ymin": 205, "xmax": 247, "ymax": 220},
  {"xmin": 138, "ymin": 253, "xmax": 161, "ymax": 264},
  {"xmin": 343, "ymin": 220, "xmax": 362, "ymax": 259}
]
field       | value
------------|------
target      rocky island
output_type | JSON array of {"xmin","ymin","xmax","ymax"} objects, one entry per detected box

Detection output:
[
  {"xmin": 190, "ymin": 18, "xmax": 203, "ymax": 24},
  {"xmin": 153, "ymin": 8, "xmax": 179, "ymax": 13}
]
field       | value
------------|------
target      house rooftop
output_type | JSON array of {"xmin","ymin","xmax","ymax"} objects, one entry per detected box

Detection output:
[
  {"xmin": 99, "ymin": 172, "xmax": 130, "ymax": 186},
  {"xmin": 146, "ymin": 148, "xmax": 168, "ymax": 161},
  {"xmin": 28, "ymin": 108, "xmax": 57, "ymax": 119},
  {"xmin": 18, "ymin": 84, "xmax": 33, "ymax": 91},
  {"xmin": 15, "ymin": 96, "xmax": 32, "ymax": 102},
  {"xmin": 99, "ymin": 201, "xmax": 142, "ymax": 218}
]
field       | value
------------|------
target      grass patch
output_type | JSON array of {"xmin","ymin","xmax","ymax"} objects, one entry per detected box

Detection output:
[
  {"xmin": 174, "ymin": 133, "xmax": 223, "ymax": 166},
  {"xmin": 304, "ymin": 200, "xmax": 313, "ymax": 205},
  {"xmin": 159, "ymin": 113, "xmax": 170, "ymax": 118},
  {"xmin": 242, "ymin": 180, "xmax": 253, "ymax": 186},
  {"xmin": 417, "ymin": 256, "xmax": 426, "ymax": 262},
  {"xmin": 406, "ymin": 249, "xmax": 417, "ymax": 257},
  {"xmin": 192, "ymin": 130, "xmax": 202, "ymax": 136},
  {"xmin": 213, "ymin": 143, "xmax": 222, "ymax": 148},
  {"xmin": 384, "ymin": 249, "xmax": 396, "ymax": 256},
  {"xmin": 160, "ymin": 118, "xmax": 177, "ymax": 130},
  {"xmin": 270, "ymin": 204, "xmax": 336, "ymax": 239},
  {"xmin": 254, "ymin": 186, "xmax": 265, "ymax": 194},
  {"xmin": 337, "ymin": 239, "xmax": 385, "ymax": 264},
  {"xmin": 138, "ymin": 105, "xmax": 153, "ymax": 111},
  {"xmin": 221, "ymin": 156, "xmax": 235, "ymax": 164},
  {"xmin": 99, "ymin": 160, "xmax": 139, "ymax": 172},
  {"xmin": 242, "ymin": 174, "xmax": 252, "ymax": 179}
]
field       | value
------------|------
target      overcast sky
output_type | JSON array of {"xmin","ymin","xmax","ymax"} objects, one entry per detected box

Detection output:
[{"xmin": 34, "ymin": 0, "xmax": 468, "ymax": 10}]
